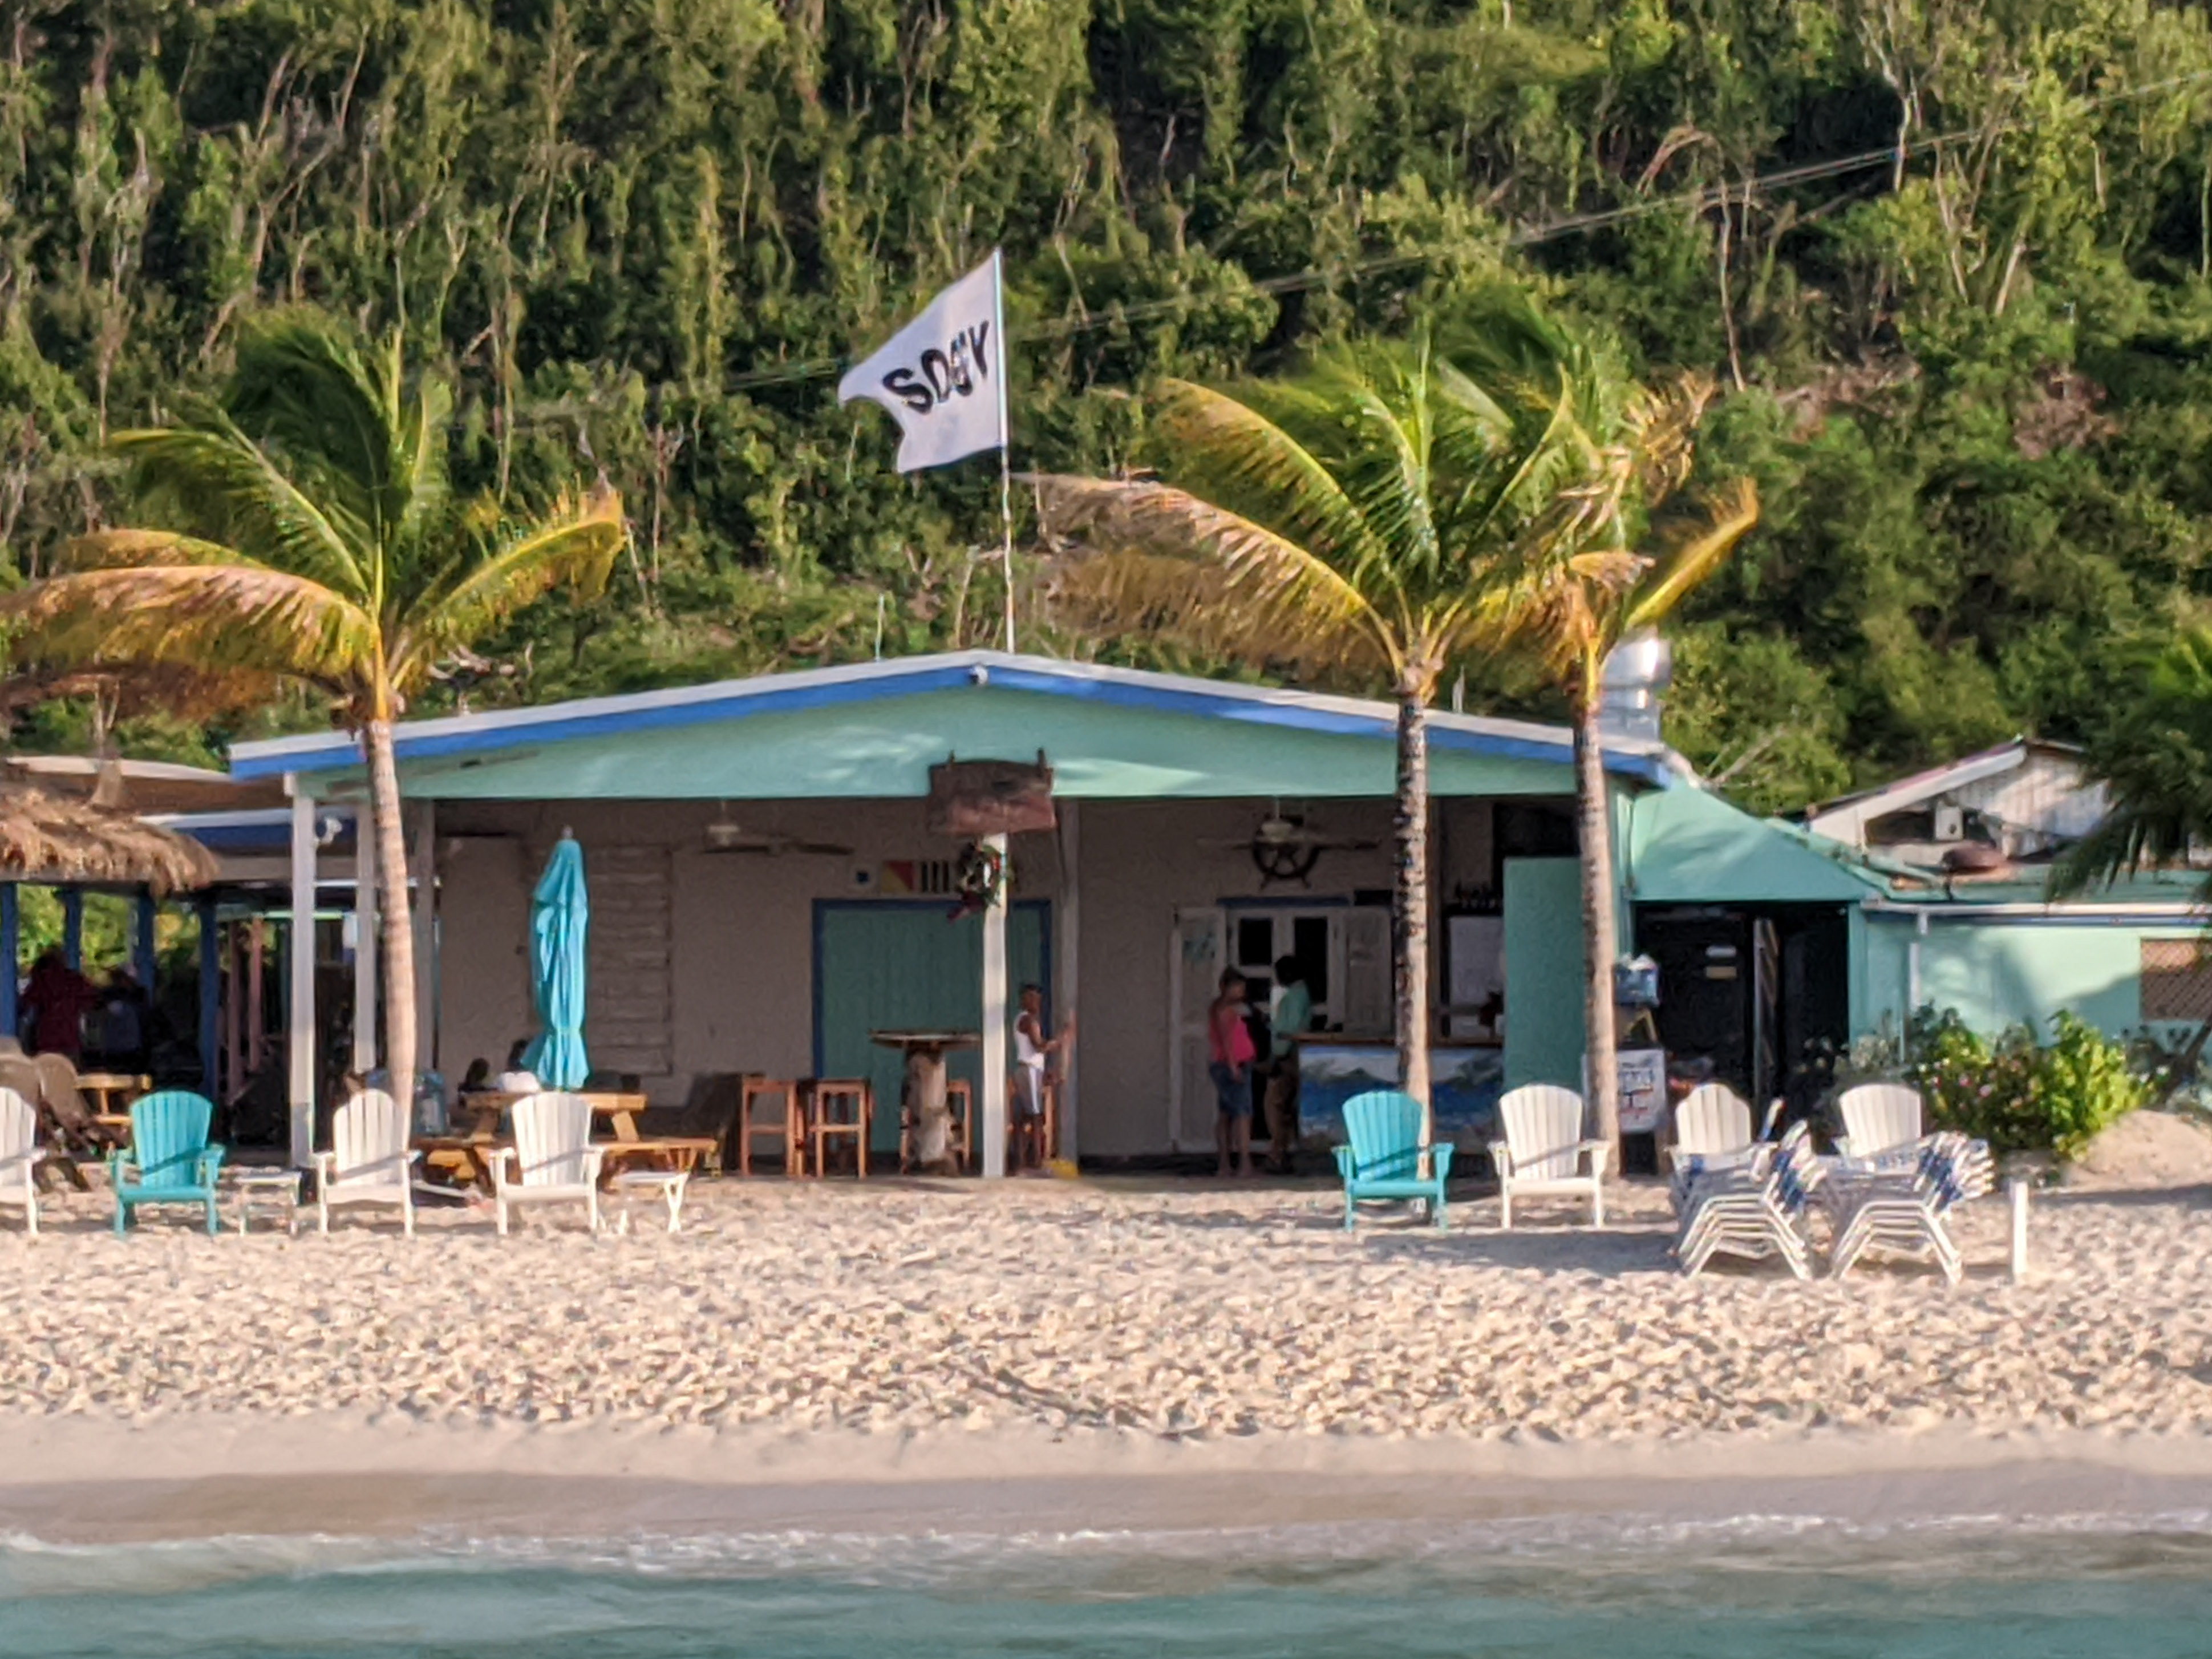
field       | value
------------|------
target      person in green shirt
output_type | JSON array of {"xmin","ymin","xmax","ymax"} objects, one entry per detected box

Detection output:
[{"xmin": 1263, "ymin": 954, "xmax": 1312, "ymax": 1174}]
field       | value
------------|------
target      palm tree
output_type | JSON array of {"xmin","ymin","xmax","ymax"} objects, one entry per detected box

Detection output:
[
  {"xmin": 2, "ymin": 313, "xmax": 625, "ymax": 1121},
  {"xmin": 1453, "ymin": 300, "xmax": 1759, "ymax": 1151},
  {"xmin": 2053, "ymin": 626, "xmax": 2212, "ymax": 1096},
  {"xmin": 1033, "ymin": 307, "xmax": 1754, "ymax": 1153}
]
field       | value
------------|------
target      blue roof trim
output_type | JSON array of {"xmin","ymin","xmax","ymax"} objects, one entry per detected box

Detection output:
[{"xmin": 231, "ymin": 655, "xmax": 1672, "ymax": 787}]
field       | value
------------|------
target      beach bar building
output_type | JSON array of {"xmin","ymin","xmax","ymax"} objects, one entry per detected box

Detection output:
[
  {"xmin": 221, "ymin": 649, "xmax": 2209, "ymax": 1171},
  {"xmin": 229, "ymin": 650, "xmax": 1708, "ymax": 1170}
]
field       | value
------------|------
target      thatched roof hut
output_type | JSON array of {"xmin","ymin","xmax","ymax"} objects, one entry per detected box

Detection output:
[{"xmin": 0, "ymin": 786, "xmax": 218, "ymax": 895}]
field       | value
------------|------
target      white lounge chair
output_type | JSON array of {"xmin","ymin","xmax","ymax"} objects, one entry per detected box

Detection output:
[
  {"xmin": 1834, "ymin": 1083, "xmax": 1923, "ymax": 1167},
  {"xmin": 1829, "ymin": 1132, "xmax": 1994, "ymax": 1286},
  {"xmin": 1675, "ymin": 1121, "xmax": 1822, "ymax": 1278},
  {"xmin": 1668, "ymin": 1083, "xmax": 1784, "ymax": 1212},
  {"xmin": 311, "ymin": 1089, "xmax": 421, "ymax": 1236},
  {"xmin": 493, "ymin": 1091, "xmax": 604, "ymax": 1235},
  {"xmin": 1490, "ymin": 1084, "xmax": 1610, "ymax": 1228},
  {"xmin": 0, "ymin": 1086, "xmax": 43, "ymax": 1235}
]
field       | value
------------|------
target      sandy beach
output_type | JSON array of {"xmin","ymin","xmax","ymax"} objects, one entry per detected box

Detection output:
[{"xmin": 3, "ymin": 1176, "xmax": 2210, "ymax": 1538}]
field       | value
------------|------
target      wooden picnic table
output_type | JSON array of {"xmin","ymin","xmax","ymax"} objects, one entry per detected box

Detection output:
[
  {"xmin": 76, "ymin": 1071, "xmax": 148, "ymax": 1123},
  {"xmin": 438, "ymin": 1090, "xmax": 720, "ymax": 1183}
]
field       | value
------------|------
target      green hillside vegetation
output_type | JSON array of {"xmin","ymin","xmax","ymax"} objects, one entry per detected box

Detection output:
[{"xmin": 6, "ymin": 0, "xmax": 2212, "ymax": 812}]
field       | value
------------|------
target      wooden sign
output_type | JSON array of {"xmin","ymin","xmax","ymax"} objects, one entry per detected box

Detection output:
[{"xmin": 926, "ymin": 753, "xmax": 1056, "ymax": 837}]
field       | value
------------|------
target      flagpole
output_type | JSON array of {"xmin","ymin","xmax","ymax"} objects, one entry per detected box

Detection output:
[{"xmin": 992, "ymin": 247, "xmax": 1016, "ymax": 654}]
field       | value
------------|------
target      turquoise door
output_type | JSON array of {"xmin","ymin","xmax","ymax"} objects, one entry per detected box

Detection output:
[
  {"xmin": 1504, "ymin": 857, "xmax": 1585, "ymax": 1089},
  {"xmin": 814, "ymin": 901, "xmax": 1052, "ymax": 1154}
]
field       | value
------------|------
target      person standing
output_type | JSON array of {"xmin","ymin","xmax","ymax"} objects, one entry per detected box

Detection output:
[
  {"xmin": 1011, "ymin": 982, "xmax": 1074, "ymax": 1172},
  {"xmin": 1208, "ymin": 968, "xmax": 1257, "ymax": 1178},
  {"xmin": 21, "ymin": 949, "xmax": 97, "ymax": 1061},
  {"xmin": 1263, "ymin": 955, "xmax": 1312, "ymax": 1174}
]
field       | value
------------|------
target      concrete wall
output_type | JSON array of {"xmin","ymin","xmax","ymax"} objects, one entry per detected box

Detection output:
[
  {"xmin": 1852, "ymin": 910, "xmax": 2197, "ymax": 1045},
  {"xmin": 430, "ymin": 794, "xmax": 1506, "ymax": 1158}
]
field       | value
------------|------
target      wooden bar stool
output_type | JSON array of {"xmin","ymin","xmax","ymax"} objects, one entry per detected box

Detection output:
[
  {"xmin": 737, "ymin": 1077, "xmax": 804, "ymax": 1176},
  {"xmin": 809, "ymin": 1079, "xmax": 873, "ymax": 1178}
]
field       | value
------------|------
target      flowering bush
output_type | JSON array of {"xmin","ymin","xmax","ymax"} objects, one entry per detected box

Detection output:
[{"xmin": 1906, "ymin": 1009, "xmax": 2148, "ymax": 1160}]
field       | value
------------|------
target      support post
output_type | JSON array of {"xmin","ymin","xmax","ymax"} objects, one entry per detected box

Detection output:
[
  {"xmin": 0, "ymin": 884, "xmax": 17, "ymax": 1038},
  {"xmin": 133, "ymin": 891, "xmax": 157, "ymax": 993},
  {"xmin": 980, "ymin": 831, "xmax": 1008, "ymax": 1179},
  {"xmin": 352, "ymin": 805, "xmax": 378, "ymax": 1075},
  {"xmin": 1056, "ymin": 802, "xmax": 1080, "ymax": 1162},
  {"xmin": 410, "ymin": 800, "xmax": 437, "ymax": 1073},
  {"xmin": 2009, "ymin": 1177, "xmax": 2031, "ymax": 1284},
  {"xmin": 287, "ymin": 779, "xmax": 318, "ymax": 1167},
  {"xmin": 61, "ymin": 889, "xmax": 82, "ymax": 971},
  {"xmin": 197, "ymin": 895, "xmax": 219, "ymax": 1096}
]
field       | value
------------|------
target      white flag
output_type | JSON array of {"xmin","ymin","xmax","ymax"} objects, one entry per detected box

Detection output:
[{"xmin": 838, "ymin": 252, "xmax": 1007, "ymax": 473}]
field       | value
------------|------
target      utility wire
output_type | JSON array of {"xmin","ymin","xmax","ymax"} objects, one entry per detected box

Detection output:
[{"xmin": 723, "ymin": 65, "xmax": 2212, "ymax": 394}]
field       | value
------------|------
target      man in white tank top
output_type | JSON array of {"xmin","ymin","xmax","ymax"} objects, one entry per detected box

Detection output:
[{"xmin": 1011, "ymin": 982, "xmax": 1074, "ymax": 1172}]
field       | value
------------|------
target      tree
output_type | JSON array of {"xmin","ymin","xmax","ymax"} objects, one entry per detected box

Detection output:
[
  {"xmin": 2052, "ymin": 626, "xmax": 2212, "ymax": 1096},
  {"xmin": 1453, "ymin": 297, "xmax": 1759, "ymax": 1151},
  {"xmin": 1033, "ymin": 313, "xmax": 1753, "ymax": 1151},
  {"xmin": 2, "ymin": 313, "xmax": 624, "ymax": 1124}
]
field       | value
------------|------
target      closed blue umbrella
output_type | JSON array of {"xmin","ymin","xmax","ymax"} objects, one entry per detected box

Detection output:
[{"xmin": 520, "ymin": 835, "xmax": 589, "ymax": 1089}]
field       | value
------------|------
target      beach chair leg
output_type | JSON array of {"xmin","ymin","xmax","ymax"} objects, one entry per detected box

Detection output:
[
  {"xmin": 113, "ymin": 1198, "xmax": 127, "ymax": 1238},
  {"xmin": 205, "ymin": 1196, "xmax": 219, "ymax": 1237},
  {"xmin": 1498, "ymin": 1185, "xmax": 1512, "ymax": 1231},
  {"xmin": 495, "ymin": 1196, "xmax": 509, "ymax": 1237},
  {"xmin": 319, "ymin": 1197, "xmax": 330, "ymax": 1236},
  {"xmin": 24, "ymin": 1193, "xmax": 35, "ymax": 1237},
  {"xmin": 1432, "ymin": 1188, "xmax": 1448, "ymax": 1232},
  {"xmin": 587, "ymin": 1192, "xmax": 601, "ymax": 1235},
  {"xmin": 402, "ymin": 1198, "xmax": 415, "ymax": 1240}
]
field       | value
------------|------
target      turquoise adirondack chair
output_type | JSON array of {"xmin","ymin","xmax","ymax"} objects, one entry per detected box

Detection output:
[
  {"xmin": 111, "ymin": 1091, "xmax": 226, "ymax": 1236},
  {"xmin": 1334, "ymin": 1089, "xmax": 1455, "ymax": 1230}
]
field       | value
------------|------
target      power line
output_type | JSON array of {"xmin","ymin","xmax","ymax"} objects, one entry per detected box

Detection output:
[{"xmin": 722, "ymin": 65, "xmax": 2212, "ymax": 394}]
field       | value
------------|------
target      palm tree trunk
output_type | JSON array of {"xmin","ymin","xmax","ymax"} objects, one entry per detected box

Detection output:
[
  {"xmin": 1574, "ymin": 686, "xmax": 1621, "ymax": 1160},
  {"xmin": 1393, "ymin": 686, "xmax": 1433, "ymax": 1149},
  {"xmin": 363, "ymin": 717, "xmax": 417, "ymax": 1117}
]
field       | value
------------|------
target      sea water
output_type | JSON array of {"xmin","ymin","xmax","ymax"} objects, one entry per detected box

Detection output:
[{"xmin": 5, "ymin": 1511, "xmax": 2212, "ymax": 1657}]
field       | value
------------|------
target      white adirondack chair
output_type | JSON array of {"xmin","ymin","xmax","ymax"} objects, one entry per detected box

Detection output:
[
  {"xmin": 1490, "ymin": 1084, "xmax": 1610, "ymax": 1228},
  {"xmin": 493, "ymin": 1092, "xmax": 604, "ymax": 1235},
  {"xmin": 311, "ymin": 1089, "xmax": 421, "ymax": 1236},
  {"xmin": 1835, "ymin": 1083, "xmax": 1923, "ymax": 1166},
  {"xmin": 0, "ymin": 1086, "xmax": 43, "ymax": 1235},
  {"xmin": 1672, "ymin": 1083, "xmax": 1756, "ymax": 1162}
]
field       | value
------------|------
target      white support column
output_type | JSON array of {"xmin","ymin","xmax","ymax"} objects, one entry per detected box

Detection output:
[
  {"xmin": 352, "ymin": 804, "xmax": 378, "ymax": 1077},
  {"xmin": 980, "ymin": 831, "xmax": 1009, "ymax": 1179},
  {"xmin": 287, "ymin": 779, "xmax": 318, "ymax": 1168},
  {"xmin": 1056, "ymin": 802, "xmax": 1080, "ymax": 1162},
  {"xmin": 410, "ymin": 800, "xmax": 437, "ymax": 1074}
]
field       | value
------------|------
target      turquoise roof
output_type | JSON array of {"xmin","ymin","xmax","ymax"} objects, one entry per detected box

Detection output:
[
  {"xmin": 229, "ymin": 652, "xmax": 1675, "ymax": 800},
  {"xmin": 1624, "ymin": 784, "xmax": 1887, "ymax": 905}
]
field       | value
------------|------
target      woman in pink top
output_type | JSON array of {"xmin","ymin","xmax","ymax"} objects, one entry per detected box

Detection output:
[{"xmin": 1207, "ymin": 968, "xmax": 1258, "ymax": 1177}]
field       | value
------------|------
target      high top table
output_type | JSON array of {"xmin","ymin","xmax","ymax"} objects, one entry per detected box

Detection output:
[{"xmin": 871, "ymin": 1029, "xmax": 978, "ymax": 1170}]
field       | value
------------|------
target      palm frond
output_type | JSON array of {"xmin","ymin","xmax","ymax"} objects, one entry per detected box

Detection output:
[
  {"xmin": 1031, "ymin": 474, "xmax": 1395, "ymax": 675},
  {"xmin": 1623, "ymin": 477, "xmax": 1761, "ymax": 632},
  {"xmin": 1148, "ymin": 380, "xmax": 1386, "ymax": 580},
  {"xmin": 113, "ymin": 423, "xmax": 367, "ymax": 598},
  {"xmin": 58, "ymin": 529, "xmax": 274, "ymax": 572},
  {"xmin": 1048, "ymin": 547, "xmax": 1388, "ymax": 683},
  {"xmin": 388, "ymin": 483, "xmax": 625, "ymax": 693},
  {"xmin": 0, "ymin": 567, "xmax": 376, "ymax": 693},
  {"xmin": 224, "ymin": 313, "xmax": 398, "ymax": 541}
]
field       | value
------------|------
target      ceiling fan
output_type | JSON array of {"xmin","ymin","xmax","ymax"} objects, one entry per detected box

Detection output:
[
  {"xmin": 1200, "ymin": 806, "xmax": 1379, "ymax": 887},
  {"xmin": 702, "ymin": 808, "xmax": 854, "ymax": 858}
]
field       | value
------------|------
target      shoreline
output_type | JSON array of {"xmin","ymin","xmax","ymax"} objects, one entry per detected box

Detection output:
[{"xmin": 6, "ymin": 1413, "xmax": 2212, "ymax": 1543}]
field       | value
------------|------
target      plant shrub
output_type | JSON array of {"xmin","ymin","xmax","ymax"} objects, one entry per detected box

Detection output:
[{"xmin": 1905, "ymin": 1008, "xmax": 2148, "ymax": 1159}]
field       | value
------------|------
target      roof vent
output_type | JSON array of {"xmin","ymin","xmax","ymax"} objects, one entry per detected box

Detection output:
[{"xmin": 1599, "ymin": 630, "xmax": 1672, "ymax": 744}]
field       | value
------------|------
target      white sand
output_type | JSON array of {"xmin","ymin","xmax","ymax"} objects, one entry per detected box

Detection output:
[{"xmin": 3, "ymin": 1175, "xmax": 2207, "ymax": 1442}]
